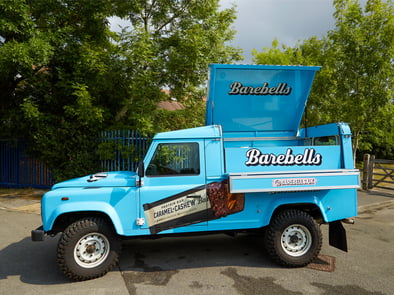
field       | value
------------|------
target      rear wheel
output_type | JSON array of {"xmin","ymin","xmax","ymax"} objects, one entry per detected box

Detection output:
[
  {"xmin": 57, "ymin": 217, "xmax": 121, "ymax": 281},
  {"xmin": 265, "ymin": 209, "xmax": 322, "ymax": 267}
]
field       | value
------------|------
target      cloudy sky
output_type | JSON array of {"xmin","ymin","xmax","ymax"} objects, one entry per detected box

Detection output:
[{"xmin": 219, "ymin": 0, "xmax": 337, "ymax": 62}]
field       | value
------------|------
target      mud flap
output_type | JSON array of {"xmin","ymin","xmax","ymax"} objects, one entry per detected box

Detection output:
[{"xmin": 329, "ymin": 221, "xmax": 348, "ymax": 252}]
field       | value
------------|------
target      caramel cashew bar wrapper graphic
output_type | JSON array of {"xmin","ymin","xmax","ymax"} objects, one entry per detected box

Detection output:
[
  {"xmin": 143, "ymin": 185, "xmax": 210, "ymax": 234},
  {"xmin": 143, "ymin": 181, "xmax": 245, "ymax": 234}
]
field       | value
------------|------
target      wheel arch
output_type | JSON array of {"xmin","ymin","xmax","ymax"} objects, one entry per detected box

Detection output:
[
  {"xmin": 50, "ymin": 211, "xmax": 117, "ymax": 235},
  {"xmin": 270, "ymin": 203, "xmax": 324, "ymax": 225},
  {"xmin": 44, "ymin": 201, "xmax": 125, "ymax": 235}
]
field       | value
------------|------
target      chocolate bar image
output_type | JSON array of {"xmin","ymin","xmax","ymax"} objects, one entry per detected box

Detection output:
[{"xmin": 143, "ymin": 180, "xmax": 245, "ymax": 234}]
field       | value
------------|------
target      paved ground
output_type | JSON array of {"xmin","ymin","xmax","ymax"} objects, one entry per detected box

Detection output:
[{"xmin": 0, "ymin": 188, "xmax": 393, "ymax": 295}]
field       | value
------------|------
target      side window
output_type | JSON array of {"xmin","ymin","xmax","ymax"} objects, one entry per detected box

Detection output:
[
  {"xmin": 146, "ymin": 143, "xmax": 200, "ymax": 176},
  {"xmin": 313, "ymin": 136, "xmax": 338, "ymax": 146}
]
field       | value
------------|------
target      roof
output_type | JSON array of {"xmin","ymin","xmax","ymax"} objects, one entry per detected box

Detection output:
[
  {"xmin": 153, "ymin": 125, "xmax": 222, "ymax": 140},
  {"xmin": 157, "ymin": 100, "xmax": 185, "ymax": 111}
]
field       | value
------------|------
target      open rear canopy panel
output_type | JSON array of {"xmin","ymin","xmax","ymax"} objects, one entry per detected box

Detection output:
[{"xmin": 206, "ymin": 64, "xmax": 320, "ymax": 137}]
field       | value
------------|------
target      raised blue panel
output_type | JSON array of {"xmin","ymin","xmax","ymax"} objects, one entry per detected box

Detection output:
[
  {"xmin": 225, "ymin": 145, "xmax": 342, "ymax": 173},
  {"xmin": 206, "ymin": 64, "xmax": 320, "ymax": 135},
  {"xmin": 204, "ymin": 138, "xmax": 225, "ymax": 178},
  {"xmin": 298, "ymin": 122, "xmax": 352, "ymax": 138}
]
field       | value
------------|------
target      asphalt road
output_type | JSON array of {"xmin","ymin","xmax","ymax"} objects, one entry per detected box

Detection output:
[{"xmin": 0, "ymin": 189, "xmax": 393, "ymax": 295}]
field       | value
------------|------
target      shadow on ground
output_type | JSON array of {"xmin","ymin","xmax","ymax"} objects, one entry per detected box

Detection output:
[{"xmin": 0, "ymin": 234, "xmax": 70, "ymax": 285}]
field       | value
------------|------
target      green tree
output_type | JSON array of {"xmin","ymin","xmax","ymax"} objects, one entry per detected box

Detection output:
[
  {"xmin": 328, "ymin": 0, "xmax": 394, "ymax": 158},
  {"xmin": 0, "ymin": 0, "xmax": 122, "ymax": 180},
  {"xmin": 0, "ymin": 0, "xmax": 53, "ymax": 124},
  {"xmin": 0, "ymin": 0, "xmax": 241, "ymax": 180},
  {"xmin": 253, "ymin": 0, "xmax": 394, "ymax": 158},
  {"xmin": 112, "ymin": 0, "xmax": 242, "ymax": 133}
]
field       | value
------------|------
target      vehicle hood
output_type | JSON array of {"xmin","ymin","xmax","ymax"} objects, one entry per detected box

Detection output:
[{"xmin": 51, "ymin": 171, "xmax": 137, "ymax": 189}]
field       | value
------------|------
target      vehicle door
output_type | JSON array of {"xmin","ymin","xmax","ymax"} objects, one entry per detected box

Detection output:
[{"xmin": 139, "ymin": 140, "xmax": 209, "ymax": 234}]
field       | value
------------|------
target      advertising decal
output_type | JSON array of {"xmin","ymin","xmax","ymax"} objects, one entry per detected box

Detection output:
[
  {"xmin": 245, "ymin": 148, "xmax": 322, "ymax": 166},
  {"xmin": 272, "ymin": 178, "xmax": 318, "ymax": 187},
  {"xmin": 143, "ymin": 180, "xmax": 244, "ymax": 234}
]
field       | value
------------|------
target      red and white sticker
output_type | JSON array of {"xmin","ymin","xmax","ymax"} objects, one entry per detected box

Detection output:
[{"xmin": 272, "ymin": 178, "xmax": 317, "ymax": 187}]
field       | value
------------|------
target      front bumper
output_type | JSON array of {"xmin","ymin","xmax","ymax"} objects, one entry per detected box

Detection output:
[{"xmin": 31, "ymin": 226, "xmax": 45, "ymax": 241}]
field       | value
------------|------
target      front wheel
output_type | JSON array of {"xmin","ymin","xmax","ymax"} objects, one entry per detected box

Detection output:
[
  {"xmin": 57, "ymin": 217, "xmax": 121, "ymax": 281},
  {"xmin": 265, "ymin": 209, "xmax": 322, "ymax": 267}
]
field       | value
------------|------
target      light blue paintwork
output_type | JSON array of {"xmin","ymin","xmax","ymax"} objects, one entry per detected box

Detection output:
[
  {"xmin": 41, "ymin": 186, "xmax": 139, "ymax": 234},
  {"xmin": 205, "ymin": 188, "xmax": 358, "ymax": 232},
  {"xmin": 153, "ymin": 125, "xmax": 221, "ymax": 140},
  {"xmin": 52, "ymin": 171, "xmax": 137, "ymax": 189},
  {"xmin": 229, "ymin": 171, "xmax": 360, "ymax": 193},
  {"xmin": 206, "ymin": 64, "xmax": 320, "ymax": 135},
  {"xmin": 39, "ymin": 64, "xmax": 359, "ymax": 239}
]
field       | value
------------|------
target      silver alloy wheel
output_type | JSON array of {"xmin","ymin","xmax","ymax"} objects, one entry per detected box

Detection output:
[
  {"xmin": 281, "ymin": 224, "xmax": 312, "ymax": 257},
  {"xmin": 74, "ymin": 232, "xmax": 110, "ymax": 268}
]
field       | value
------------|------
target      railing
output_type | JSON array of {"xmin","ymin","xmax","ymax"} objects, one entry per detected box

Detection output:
[
  {"xmin": 1, "ymin": 131, "xmax": 152, "ymax": 189},
  {"xmin": 0, "ymin": 140, "xmax": 54, "ymax": 188},
  {"xmin": 98, "ymin": 130, "xmax": 151, "ymax": 172},
  {"xmin": 362, "ymin": 154, "xmax": 394, "ymax": 191}
]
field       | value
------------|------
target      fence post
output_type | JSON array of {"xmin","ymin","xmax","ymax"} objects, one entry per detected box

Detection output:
[
  {"xmin": 363, "ymin": 154, "xmax": 370, "ymax": 190},
  {"xmin": 368, "ymin": 155, "xmax": 375, "ymax": 189}
]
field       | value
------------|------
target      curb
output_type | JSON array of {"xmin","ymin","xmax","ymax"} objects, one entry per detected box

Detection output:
[{"xmin": 0, "ymin": 203, "xmax": 41, "ymax": 215}]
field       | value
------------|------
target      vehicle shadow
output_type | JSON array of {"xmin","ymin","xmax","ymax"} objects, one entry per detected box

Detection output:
[
  {"xmin": 364, "ymin": 188, "xmax": 394, "ymax": 198},
  {"xmin": 0, "ymin": 232, "xmax": 278, "ymax": 285},
  {"xmin": 0, "ymin": 234, "xmax": 70, "ymax": 285},
  {"xmin": 119, "ymin": 232, "xmax": 278, "ymax": 273}
]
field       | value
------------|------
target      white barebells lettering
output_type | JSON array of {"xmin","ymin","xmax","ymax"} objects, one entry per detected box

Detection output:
[
  {"xmin": 245, "ymin": 148, "xmax": 322, "ymax": 166},
  {"xmin": 228, "ymin": 82, "xmax": 292, "ymax": 95}
]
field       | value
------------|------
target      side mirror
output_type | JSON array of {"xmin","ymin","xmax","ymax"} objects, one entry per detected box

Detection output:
[{"xmin": 138, "ymin": 161, "xmax": 145, "ymax": 178}]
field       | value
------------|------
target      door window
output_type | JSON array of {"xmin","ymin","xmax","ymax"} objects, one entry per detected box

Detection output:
[{"xmin": 146, "ymin": 143, "xmax": 200, "ymax": 176}]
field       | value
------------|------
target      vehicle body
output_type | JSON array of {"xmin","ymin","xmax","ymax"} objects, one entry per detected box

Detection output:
[{"xmin": 32, "ymin": 64, "xmax": 359, "ymax": 281}]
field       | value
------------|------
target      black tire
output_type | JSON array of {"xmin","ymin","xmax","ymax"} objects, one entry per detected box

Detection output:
[
  {"xmin": 265, "ymin": 209, "xmax": 322, "ymax": 267},
  {"xmin": 57, "ymin": 217, "xmax": 121, "ymax": 281}
]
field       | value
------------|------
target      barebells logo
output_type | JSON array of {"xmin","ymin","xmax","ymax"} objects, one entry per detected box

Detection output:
[
  {"xmin": 245, "ymin": 148, "xmax": 322, "ymax": 166},
  {"xmin": 228, "ymin": 82, "xmax": 292, "ymax": 95}
]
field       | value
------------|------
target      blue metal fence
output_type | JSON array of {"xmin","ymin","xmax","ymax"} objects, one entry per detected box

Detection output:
[
  {"xmin": 0, "ymin": 140, "xmax": 54, "ymax": 188},
  {"xmin": 0, "ymin": 131, "xmax": 151, "ymax": 189},
  {"xmin": 99, "ymin": 130, "xmax": 151, "ymax": 172}
]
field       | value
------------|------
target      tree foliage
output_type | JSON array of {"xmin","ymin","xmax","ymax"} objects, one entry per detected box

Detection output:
[
  {"xmin": 112, "ymin": 0, "xmax": 241, "ymax": 132},
  {"xmin": 0, "ymin": 0, "xmax": 241, "ymax": 180},
  {"xmin": 0, "ymin": 0, "xmax": 119, "ymax": 180},
  {"xmin": 253, "ymin": 0, "xmax": 394, "ymax": 159}
]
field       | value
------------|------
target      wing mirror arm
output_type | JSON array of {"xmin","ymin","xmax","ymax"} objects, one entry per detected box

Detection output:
[{"xmin": 137, "ymin": 161, "xmax": 144, "ymax": 187}]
